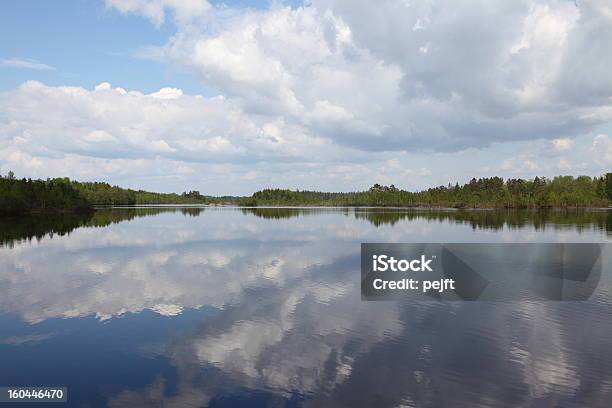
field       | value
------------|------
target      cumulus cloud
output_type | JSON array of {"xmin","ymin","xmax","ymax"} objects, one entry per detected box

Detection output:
[
  {"xmin": 117, "ymin": 0, "xmax": 612, "ymax": 153},
  {"xmin": 2, "ymin": 1, "xmax": 612, "ymax": 192},
  {"xmin": 0, "ymin": 80, "xmax": 341, "ymax": 164}
]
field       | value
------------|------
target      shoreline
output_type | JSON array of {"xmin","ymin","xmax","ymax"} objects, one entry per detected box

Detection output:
[
  {"xmin": 3, "ymin": 205, "xmax": 610, "ymax": 217},
  {"xmin": 228, "ymin": 205, "xmax": 612, "ymax": 210}
]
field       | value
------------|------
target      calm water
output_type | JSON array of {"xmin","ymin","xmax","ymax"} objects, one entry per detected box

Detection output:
[{"xmin": 0, "ymin": 207, "xmax": 611, "ymax": 407}]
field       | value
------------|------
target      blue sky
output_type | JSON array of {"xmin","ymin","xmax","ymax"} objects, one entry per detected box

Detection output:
[
  {"xmin": 0, "ymin": 0, "xmax": 265, "ymax": 94},
  {"xmin": 1, "ymin": 0, "xmax": 611, "ymax": 195}
]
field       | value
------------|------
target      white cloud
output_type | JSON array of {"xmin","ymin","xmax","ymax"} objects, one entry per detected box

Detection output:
[
  {"xmin": 175, "ymin": 164, "xmax": 195, "ymax": 174},
  {"xmin": 0, "ymin": 57, "xmax": 55, "ymax": 70},
  {"xmin": 494, "ymin": 157, "xmax": 541, "ymax": 174},
  {"xmin": 550, "ymin": 138, "xmax": 574, "ymax": 152},
  {"xmin": 108, "ymin": 0, "xmax": 612, "ymax": 155},
  {"xmin": 2, "ymin": 1, "xmax": 612, "ymax": 193},
  {"xmin": 592, "ymin": 134, "xmax": 612, "ymax": 165},
  {"xmin": 557, "ymin": 157, "xmax": 572, "ymax": 170},
  {"xmin": 0, "ymin": 80, "xmax": 608, "ymax": 194},
  {"xmin": 6, "ymin": 150, "xmax": 43, "ymax": 169},
  {"xmin": 105, "ymin": 0, "xmax": 211, "ymax": 26},
  {"xmin": 0, "ymin": 80, "xmax": 341, "ymax": 164},
  {"xmin": 83, "ymin": 130, "xmax": 119, "ymax": 143}
]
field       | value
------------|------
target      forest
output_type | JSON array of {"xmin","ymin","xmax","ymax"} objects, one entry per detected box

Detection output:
[
  {"xmin": 0, "ymin": 171, "xmax": 226, "ymax": 215},
  {"xmin": 1, "ymin": 171, "xmax": 610, "ymax": 215},
  {"xmin": 240, "ymin": 173, "xmax": 612, "ymax": 208},
  {"xmin": 71, "ymin": 181, "xmax": 227, "ymax": 205},
  {"xmin": 0, "ymin": 173, "xmax": 92, "ymax": 215}
]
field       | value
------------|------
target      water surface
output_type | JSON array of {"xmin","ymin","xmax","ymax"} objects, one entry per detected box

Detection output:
[{"xmin": 0, "ymin": 207, "xmax": 611, "ymax": 407}]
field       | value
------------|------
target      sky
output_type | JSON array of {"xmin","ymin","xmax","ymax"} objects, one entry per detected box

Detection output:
[{"xmin": 0, "ymin": 0, "xmax": 611, "ymax": 195}]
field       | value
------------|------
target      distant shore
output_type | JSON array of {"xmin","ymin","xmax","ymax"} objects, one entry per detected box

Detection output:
[
  {"xmin": 4, "ymin": 204, "xmax": 609, "ymax": 217},
  {"xmin": 1, "ymin": 172, "xmax": 610, "ymax": 215}
]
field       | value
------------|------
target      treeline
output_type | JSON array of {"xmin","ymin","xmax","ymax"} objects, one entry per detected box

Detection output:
[
  {"xmin": 0, "ymin": 174, "xmax": 92, "ymax": 215},
  {"xmin": 2, "ymin": 171, "xmax": 610, "ymax": 214},
  {"xmin": 240, "ymin": 174, "xmax": 612, "ymax": 208},
  {"xmin": 0, "ymin": 171, "xmax": 231, "ymax": 215},
  {"xmin": 72, "ymin": 182, "xmax": 225, "ymax": 205}
]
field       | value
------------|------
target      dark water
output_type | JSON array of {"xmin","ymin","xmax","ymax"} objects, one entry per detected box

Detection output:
[{"xmin": 0, "ymin": 207, "xmax": 611, "ymax": 408}]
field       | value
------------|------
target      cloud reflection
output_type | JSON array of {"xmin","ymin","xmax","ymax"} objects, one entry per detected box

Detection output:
[{"xmin": 1, "ymin": 208, "xmax": 611, "ymax": 406}]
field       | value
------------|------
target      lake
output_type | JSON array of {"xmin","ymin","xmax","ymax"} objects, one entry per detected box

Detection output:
[{"xmin": 0, "ymin": 207, "xmax": 611, "ymax": 407}]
